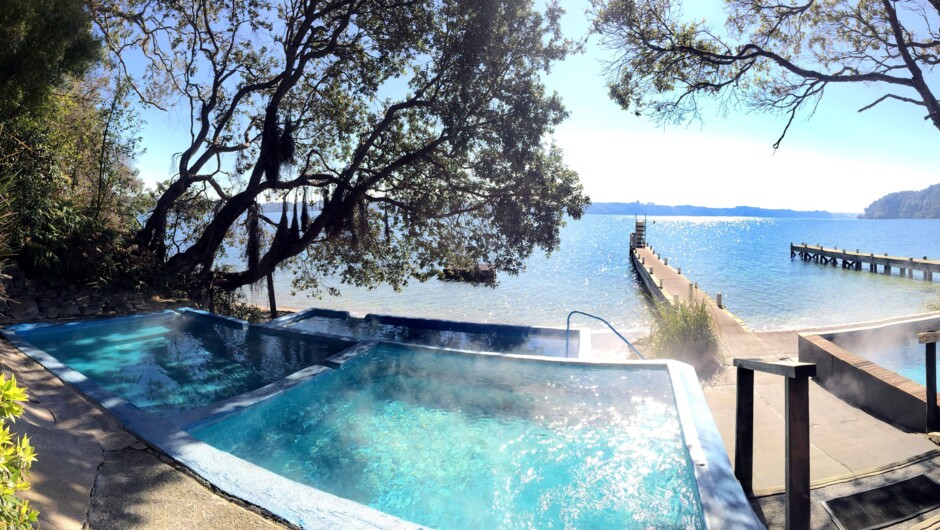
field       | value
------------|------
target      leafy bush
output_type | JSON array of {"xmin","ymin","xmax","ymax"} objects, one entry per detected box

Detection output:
[
  {"xmin": 0, "ymin": 373, "xmax": 38, "ymax": 528},
  {"xmin": 649, "ymin": 298, "xmax": 722, "ymax": 376}
]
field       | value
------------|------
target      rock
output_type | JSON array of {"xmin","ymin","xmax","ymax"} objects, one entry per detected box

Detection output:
[
  {"xmin": 61, "ymin": 303, "xmax": 81, "ymax": 317},
  {"xmin": 81, "ymin": 306, "xmax": 102, "ymax": 316},
  {"xmin": 8, "ymin": 299, "xmax": 40, "ymax": 321},
  {"xmin": 441, "ymin": 264, "xmax": 497, "ymax": 284}
]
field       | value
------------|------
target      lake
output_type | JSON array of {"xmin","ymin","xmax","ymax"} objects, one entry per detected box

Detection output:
[{"xmin": 241, "ymin": 216, "xmax": 940, "ymax": 334}]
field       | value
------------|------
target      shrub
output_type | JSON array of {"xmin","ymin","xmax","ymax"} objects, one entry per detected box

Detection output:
[
  {"xmin": 649, "ymin": 298, "xmax": 722, "ymax": 375},
  {"xmin": 0, "ymin": 373, "xmax": 38, "ymax": 528},
  {"xmin": 926, "ymin": 297, "xmax": 940, "ymax": 312}
]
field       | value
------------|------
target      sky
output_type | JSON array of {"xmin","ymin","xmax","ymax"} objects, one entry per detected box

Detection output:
[{"xmin": 131, "ymin": 0, "xmax": 940, "ymax": 214}]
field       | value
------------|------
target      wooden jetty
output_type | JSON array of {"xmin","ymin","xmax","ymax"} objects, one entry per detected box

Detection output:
[{"xmin": 790, "ymin": 243, "xmax": 938, "ymax": 281}]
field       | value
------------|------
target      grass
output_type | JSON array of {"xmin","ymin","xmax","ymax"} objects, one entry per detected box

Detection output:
[
  {"xmin": 648, "ymin": 298, "xmax": 723, "ymax": 377},
  {"xmin": 926, "ymin": 297, "xmax": 940, "ymax": 312}
]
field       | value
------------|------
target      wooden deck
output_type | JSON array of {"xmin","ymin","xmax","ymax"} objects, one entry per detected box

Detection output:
[{"xmin": 790, "ymin": 243, "xmax": 940, "ymax": 280}]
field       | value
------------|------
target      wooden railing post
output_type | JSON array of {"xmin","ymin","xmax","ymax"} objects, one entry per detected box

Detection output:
[
  {"xmin": 733, "ymin": 359, "xmax": 816, "ymax": 530},
  {"xmin": 919, "ymin": 332, "xmax": 939, "ymax": 432},
  {"xmin": 735, "ymin": 367, "xmax": 754, "ymax": 495},
  {"xmin": 786, "ymin": 374, "xmax": 811, "ymax": 530},
  {"xmin": 928, "ymin": 341, "xmax": 938, "ymax": 432}
]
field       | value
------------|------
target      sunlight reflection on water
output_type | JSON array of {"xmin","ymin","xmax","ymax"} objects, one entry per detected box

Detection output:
[{"xmin": 242, "ymin": 216, "xmax": 940, "ymax": 331}]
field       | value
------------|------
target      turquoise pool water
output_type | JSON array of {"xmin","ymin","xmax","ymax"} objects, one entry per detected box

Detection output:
[
  {"xmin": 12, "ymin": 313, "xmax": 353, "ymax": 416},
  {"xmin": 831, "ymin": 334, "xmax": 940, "ymax": 387},
  {"xmin": 192, "ymin": 344, "xmax": 706, "ymax": 529}
]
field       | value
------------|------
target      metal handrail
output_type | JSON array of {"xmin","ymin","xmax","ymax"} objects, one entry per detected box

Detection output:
[{"xmin": 565, "ymin": 310, "xmax": 645, "ymax": 360}]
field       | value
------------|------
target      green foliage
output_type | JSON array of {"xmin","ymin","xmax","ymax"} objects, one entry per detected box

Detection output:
[
  {"xmin": 2, "ymin": 77, "xmax": 149, "ymax": 287},
  {"xmin": 94, "ymin": 0, "xmax": 589, "ymax": 296},
  {"xmin": 861, "ymin": 183, "xmax": 940, "ymax": 219},
  {"xmin": 648, "ymin": 298, "xmax": 722, "ymax": 375},
  {"xmin": 0, "ymin": 373, "xmax": 38, "ymax": 528},
  {"xmin": 592, "ymin": 0, "xmax": 940, "ymax": 147},
  {"xmin": 0, "ymin": 0, "xmax": 99, "ymax": 119},
  {"xmin": 0, "ymin": 175, "xmax": 13, "ymax": 302},
  {"xmin": 198, "ymin": 281, "xmax": 268, "ymax": 324}
]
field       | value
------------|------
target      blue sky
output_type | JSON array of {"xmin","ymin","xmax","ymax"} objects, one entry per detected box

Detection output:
[{"xmin": 132, "ymin": 0, "xmax": 940, "ymax": 214}]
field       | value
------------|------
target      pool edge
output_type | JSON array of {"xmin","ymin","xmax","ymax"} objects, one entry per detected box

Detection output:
[
  {"xmin": 668, "ymin": 361, "xmax": 765, "ymax": 529},
  {"xmin": 2, "ymin": 314, "xmax": 425, "ymax": 530},
  {"xmin": 2, "ymin": 313, "xmax": 761, "ymax": 529}
]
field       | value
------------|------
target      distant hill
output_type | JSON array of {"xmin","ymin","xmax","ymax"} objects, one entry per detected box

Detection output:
[
  {"xmin": 861, "ymin": 183, "xmax": 940, "ymax": 219},
  {"xmin": 587, "ymin": 201, "xmax": 840, "ymax": 218}
]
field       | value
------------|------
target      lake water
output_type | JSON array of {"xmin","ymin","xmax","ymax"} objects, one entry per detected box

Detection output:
[{"xmin": 243, "ymin": 217, "xmax": 940, "ymax": 333}]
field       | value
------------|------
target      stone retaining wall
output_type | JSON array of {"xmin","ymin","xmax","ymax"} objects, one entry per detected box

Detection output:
[{"xmin": 0, "ymin": 265, "xmax": 187, "ymax": 324}]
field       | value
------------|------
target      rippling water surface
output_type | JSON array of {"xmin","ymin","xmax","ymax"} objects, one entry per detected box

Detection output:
[
  {"xmin": 192, "ymin": 345, "xmax": 706, "ymax": 529},
  {"xmin": 244, "ymin": 216, "xmax": 940, "ymax": 332}
]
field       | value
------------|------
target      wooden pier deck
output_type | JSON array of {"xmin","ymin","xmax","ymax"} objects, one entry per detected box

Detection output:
[
  {"xmin": 791, "ymin": 243, "xmax": 940, "ymax": 281},
  {"xmin": 628, "ymin": 238, "xmax": 939, "ymax": 501}
]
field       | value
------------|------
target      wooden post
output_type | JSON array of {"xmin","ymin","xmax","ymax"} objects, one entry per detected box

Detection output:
[
  {"xmin": 717, "ymin": 293, "xmax": 723, "ymax": 308},
  {"xmin": 786, "ymin": 375, "xmax": 811, "ymax": 530},
  {"xmin": 664, "ymin": 257, "xmax": 669, "ymax": 265},
  {"xmin": 927, "ymin": 341, "xmax": 937, "ymax": 432},
  {"xmin": 885, "ymin": 265, "xmax": 892, "ymax": 275},
  {"xmin": 735, "ymin": 367, "xmax": 754, "ymax": 495},
  {"xmin": 689, "ymin": 283, "xmax": 694, "ymax": 300},
  {"xmin": 733, "ymin": 359, "xmax": 816, "ymax": 529}
]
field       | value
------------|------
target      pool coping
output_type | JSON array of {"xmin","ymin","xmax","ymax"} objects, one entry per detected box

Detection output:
[
  {"xmin": 798, "ymin": 314, "xmax": 940, "ymax": 433},
  {"xmin": 2, "ymin": 309, "xmax": 761, "ymax": 529},
  {"xmin": 2, "ymin": 312, "xmax": 425, "ymax": 529},
  {"xmin": 668, "ymin": 360, "xmax": 765, "ymax": 529},
  {"xmin": 267, "ymin": 307, "xmax": 590, "ymax": 358}
]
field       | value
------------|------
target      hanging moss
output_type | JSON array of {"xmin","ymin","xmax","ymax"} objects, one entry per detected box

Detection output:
[
  {"xmin": 300, "ymin": 187, "xmax": 310, "ymax": 230},
  {"xmin": 246, "ymin": 202, "xmax": 260, "ymax": 270}
]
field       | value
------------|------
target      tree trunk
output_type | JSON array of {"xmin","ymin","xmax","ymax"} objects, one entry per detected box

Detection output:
[
  {"xmin": 267, "ymin": 271, "xmax": 277, "ymax": 319},
  {"xmin": 136, "ymin": 177, "xmax": 191, "ymax": 256}
]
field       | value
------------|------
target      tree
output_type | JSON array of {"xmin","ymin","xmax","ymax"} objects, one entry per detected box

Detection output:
[
  {"xmin": 592, "ymin": 0, "xmax": 940, "ymax": 148},
  {"xmin": 92, "ymin": 0, "xmax": 588, "ymax": 296},
  {"xmin": 0, "ymin": 0, "xmax": 99, "ymax": 119},
  {"xmin": 2, "ymin": 77, "xmax": 147, "ymax": 284}
]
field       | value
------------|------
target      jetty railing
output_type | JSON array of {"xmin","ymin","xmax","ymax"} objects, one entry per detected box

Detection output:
[
  {"xmin": 734, "ymin": 358, "xmax": 816, "ymax": 530},
  {"xmin": 791, "ymin": 243, "xmax": 938, "ymax": 281},
  {"xmin": 565, "ymin": 310, "xmax": 645, "ymax": 360},
  {"xmin": 917, "ymin": 331, "xmax": 939, "ymax": 432}
]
